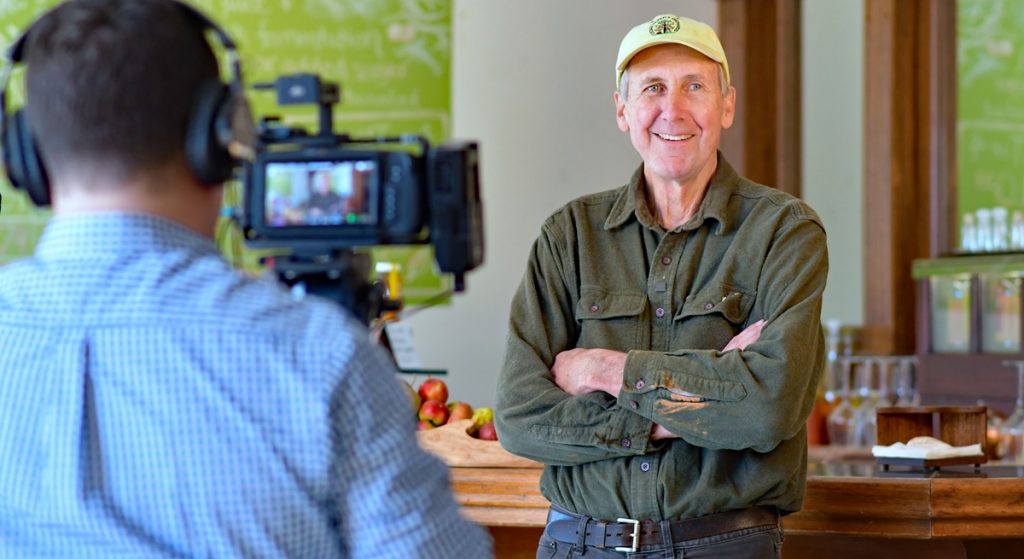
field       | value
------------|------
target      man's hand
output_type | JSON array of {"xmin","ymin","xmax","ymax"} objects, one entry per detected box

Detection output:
[
  {"xmin": 551, "ymin": 348, "xmax": 627, "ymax": 397},
  {"xmin": 722, "ymin": 319, "xmax": 765, "ymax": 352},
  {"xmin": 650, "ymin": 423, "xmax": 676, "ymax": 440}
]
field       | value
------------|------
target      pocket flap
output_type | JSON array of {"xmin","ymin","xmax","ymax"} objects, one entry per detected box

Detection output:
[
  {"xmin": 677, "ymin": 284, "xmax": 753, "ymax": 324},
  {"xmin": 576, "ymin": 285, "xmax": 646, "ymax": 320}
]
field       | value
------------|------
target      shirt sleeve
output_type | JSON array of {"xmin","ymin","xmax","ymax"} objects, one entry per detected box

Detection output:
[
  {"xmin": 618, "ymin": 216, "xmax": 829, "ymax": 454},
  {"xmin": 495, "ymin": 223, "xmax": 655, "ymax": 467},
  {"xmin": 326, "ymin": 336, "xmax": 493, "ymax": 559}
]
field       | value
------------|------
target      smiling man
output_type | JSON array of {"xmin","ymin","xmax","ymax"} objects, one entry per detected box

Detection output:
[{"xmin": 496, "ymin": 14, "xmax": 829, "ymax": 558}]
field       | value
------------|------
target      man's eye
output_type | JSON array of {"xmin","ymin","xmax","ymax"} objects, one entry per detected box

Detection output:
[
  {"xmin": 688, "ymin": 83, "xmax": 703, "ymax": 92},
  {"xmin": 644, "ymin": 84, "xmax": 662, "ymax": 93}
]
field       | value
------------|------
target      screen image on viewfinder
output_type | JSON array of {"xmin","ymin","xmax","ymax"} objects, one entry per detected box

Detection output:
[{"xmin": 263, "ymin": 160, "xmax": 377, "ymax": 227}]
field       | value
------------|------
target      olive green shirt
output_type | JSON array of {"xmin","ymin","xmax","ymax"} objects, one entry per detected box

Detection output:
[{"xmin": 495, "ymin": 154, "xmax": 828, "ymax": 522}]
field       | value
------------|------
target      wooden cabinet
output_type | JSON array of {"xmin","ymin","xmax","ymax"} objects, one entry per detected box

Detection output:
[{"xmin": 913, "ymin": 254, "xmax": 1024, "ymax": 414}]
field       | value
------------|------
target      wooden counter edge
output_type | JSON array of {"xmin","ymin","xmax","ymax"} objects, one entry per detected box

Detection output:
[{"xmin": 448, "ymin": 465, "xmax": 1024, "ymax": 538}]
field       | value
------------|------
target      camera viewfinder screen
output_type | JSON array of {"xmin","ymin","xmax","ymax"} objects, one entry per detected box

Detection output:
[{"xmin": 264, "ymin": 160, "xmax": 377, "ymax": 227}]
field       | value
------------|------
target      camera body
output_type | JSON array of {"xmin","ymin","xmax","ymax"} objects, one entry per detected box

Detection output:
[{"xmin": 239, "ymin": 74, "xmax": 483, "ymax": 289}]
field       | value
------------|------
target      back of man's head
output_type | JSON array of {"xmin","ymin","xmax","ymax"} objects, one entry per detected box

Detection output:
[{"xmin": 24, "ymin": 0, "xmax": 218, "ymax": 186}]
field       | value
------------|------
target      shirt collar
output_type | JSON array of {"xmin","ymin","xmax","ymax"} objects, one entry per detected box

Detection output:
[
  {"xmin": 604, "ymin": 151, "xmax": 742, "ymax": 236},
  {"xmin": 35, "ymin": 212, "xmax": 220, "ymax": 261}
]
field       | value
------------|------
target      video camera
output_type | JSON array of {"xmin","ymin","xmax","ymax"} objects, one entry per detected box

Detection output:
[{"xmin": 238, "ymin": 74, "xmax": 484, "ymax": 322}]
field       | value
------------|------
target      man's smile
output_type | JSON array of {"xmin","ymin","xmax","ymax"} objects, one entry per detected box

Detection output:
[{"xmin": 653, "ymin": 132, "xmax": 695, "ymax": 141}]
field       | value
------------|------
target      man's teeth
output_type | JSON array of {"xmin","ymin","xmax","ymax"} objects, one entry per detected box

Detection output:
[{"xmin": 655, "ymin": 133, "xmax": 692, "ymax": 141}]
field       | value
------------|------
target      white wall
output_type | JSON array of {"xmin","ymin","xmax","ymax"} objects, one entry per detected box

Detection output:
[
  {"xmin": 801, "ymin": 0, "xmax": 865, "ymax": 327},
  {"xmin": 405, "ymin": 1, "xmax": 716, "ymax": 408}
]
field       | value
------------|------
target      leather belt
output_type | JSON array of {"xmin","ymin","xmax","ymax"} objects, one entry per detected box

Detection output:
[{"xmin": 545, "ymin": 505, "xmax": 778, "ymax": 552}]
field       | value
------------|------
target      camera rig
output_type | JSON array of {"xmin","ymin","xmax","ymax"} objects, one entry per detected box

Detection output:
[{"xmin": 238, "ymin": 74, "xmax": 484, "ymax": 324}]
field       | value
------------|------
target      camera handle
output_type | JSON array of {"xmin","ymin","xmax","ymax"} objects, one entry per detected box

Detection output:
[{"xmin": 270, "ymin": 250, "xmax": 399, "ymax": 326}]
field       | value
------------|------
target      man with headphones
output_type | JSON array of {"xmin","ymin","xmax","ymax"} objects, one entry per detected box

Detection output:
[{"xmin": 0, "ymin": 1, "xmax": 492, "ymax": 557}]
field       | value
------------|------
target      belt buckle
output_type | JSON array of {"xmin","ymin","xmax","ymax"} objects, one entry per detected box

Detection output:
[{"xmin": 614, "ymin": 517, "xmax": 640, "ymax": 553}]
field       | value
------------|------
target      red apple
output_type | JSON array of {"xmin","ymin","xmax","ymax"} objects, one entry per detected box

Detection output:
[
  {"xmin": 418, "ymin": 399, "xmax": 450, "ymax": 427},
  {"xmin": 447, "ymin": 401, "xmax": 474, "ymax": 424},
  {"xmin": 416, "ymin": 420, "xmax": 435, "ymax": 431},
  {"xmin": 477, "ymin": 420, "xmax": 498, "ymax": 441},
  {"xmin": 418, "ymin": 378, "xmax": 448, "ymax": 405}
]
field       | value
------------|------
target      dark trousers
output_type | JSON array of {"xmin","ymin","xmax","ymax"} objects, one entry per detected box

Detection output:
[{"xmin": 536, "ymin": 508, "xmax": 783, "ymax": 559}]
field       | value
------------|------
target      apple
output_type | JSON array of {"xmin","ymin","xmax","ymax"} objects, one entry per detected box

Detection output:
[
  {"xmin": 418, "ymin": 378, "xmax": 448, "ymax": 405},
  {"xmin": 477, "ymin": 420, "xmax": 498, "ymax": 441},
  {"xmin": 416, "ymin": 420, "xmax": 435, "ymax": 431},
  {"xmin": 447, "ymin": 401, "xmax": 474, "ymax": 424},
  {"xmin": 418, "ymin": 399, "xmax": 450, "ymax": 427},
  {"xmin": 471, "ymin": 407, "xmax": 493, "ymax": 430}
]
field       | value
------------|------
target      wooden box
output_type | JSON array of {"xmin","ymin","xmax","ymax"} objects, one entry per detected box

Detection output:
[
  {"xmin": 416, "ymin": 419, "xmax": 542, "ymax": 469},
  {"xmin": 875, "ymin": 406, "xmax": 988, "ymax": 470}
]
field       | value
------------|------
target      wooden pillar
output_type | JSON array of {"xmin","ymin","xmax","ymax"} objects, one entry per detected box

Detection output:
[
  {"xmin": 862, "ymin": 0, "xmax": 952, "ymax": 354},
  {"xmin": 718, "ymin": 0, "xmax": 802, "ymax": 196}
]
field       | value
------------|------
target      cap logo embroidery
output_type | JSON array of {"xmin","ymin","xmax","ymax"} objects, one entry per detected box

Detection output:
[{"xmin": 649, "ymin": 15, "xmax": 680, "ymax": 36}]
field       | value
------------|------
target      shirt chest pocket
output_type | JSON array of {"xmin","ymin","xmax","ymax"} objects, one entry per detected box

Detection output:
[
  {"xmin": 673, "ymin": 284, "xmax": 755, "ymax": 349},
  {"xmin": 574, "ymin": 285, "xmax": 646, "ymax": 352}
]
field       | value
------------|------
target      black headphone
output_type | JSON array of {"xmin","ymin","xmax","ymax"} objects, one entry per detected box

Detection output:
[{"xmin": 0, "ymin": 0, "xmax": 256, "ymax": 207}]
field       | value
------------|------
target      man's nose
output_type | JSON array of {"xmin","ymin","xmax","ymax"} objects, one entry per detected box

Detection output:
[{"xmin": 660, "ymin": 89, "xmax": 691, "ymax": 119}]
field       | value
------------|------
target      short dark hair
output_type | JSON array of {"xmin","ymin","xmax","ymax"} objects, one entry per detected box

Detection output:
[{"xmin": 24, "ymin": 0, "xmax": 218, "ymax": 182}]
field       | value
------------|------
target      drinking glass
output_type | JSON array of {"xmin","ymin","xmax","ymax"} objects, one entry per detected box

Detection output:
[
  {"xmin": 894, "ymin": 356, "xmax": 919, "ymax": 406},
  {"xmin": 853, "ymin": 357, "xmax": 879, "ymax": 447},
  {"xmin": 1000, "ymin": 360, "xmax": 1024, "ymax": 463},
  {"xmin": 821, "ymin": 319, "xmax": 843, "ymax": 413},
  {"xmin": 876, "ymin": 356, "xmax": 896, "ymax": 407},
  {"xmin": 827, "ymin": 357, "xmax": 856, "ymax": 447}
]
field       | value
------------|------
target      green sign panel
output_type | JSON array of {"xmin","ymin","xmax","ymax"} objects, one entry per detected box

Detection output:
[
  {"xmin": 0, "ymin": 0, "xmax": 453, "ymax": 303},
  {"xmin": 957, "ymin": 0, "xmax": 1024, "ymax": 247}
]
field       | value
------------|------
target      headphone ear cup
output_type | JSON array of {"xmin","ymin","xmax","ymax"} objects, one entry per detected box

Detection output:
[
  {"xmin": 186, "ymin": 79, "xmax": 234, "ymax": 185},
  {"xmin": 4, "ymin": 109, "xmax": 51, "ymax": 207}
]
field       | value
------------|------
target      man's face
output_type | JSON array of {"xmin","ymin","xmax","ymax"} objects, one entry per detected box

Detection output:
[
  {"xmin": 614, "ymin": 44, "xmax": 735, "ymax": 188},
  {"xmin": 315, "ymin": 172, "xmax": 331, "ymax": 194}
]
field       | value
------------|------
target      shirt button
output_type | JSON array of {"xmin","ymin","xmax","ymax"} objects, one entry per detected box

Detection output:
[
  {"xmin": 704, "ymin": 302, "xmax": 714, "ymax": 310},
  {"xmin": 590, "ymin": 304, "xmax": 599, "ymax": 312},
  {"xmin": 635, "ymin": 379, "xmax": 645, "ymax": 390},
  {"xmin": 655, "ymin": 307, "xmax": 665, "ymax": 318},
  {"xmin": 621, "ymin": 438, "xmax": 632, "ymax": 448},
  {"xmin": 661, "ymin": 256, "xmax": 672, "ymax": 265},
  {"xmin": 640, "ymin": 462, "xmax": 651, "ymax": 472},
  {"xmin": 629, "ymin": 400, "xmax": 639, "ymax": 410}
]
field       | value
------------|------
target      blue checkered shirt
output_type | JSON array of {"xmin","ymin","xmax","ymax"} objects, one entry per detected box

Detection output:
[{"xmin": 0, "ymin": 213, "xmax": 492, "ymax": 558}]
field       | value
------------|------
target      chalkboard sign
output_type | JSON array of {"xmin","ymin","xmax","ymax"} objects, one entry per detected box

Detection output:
[
  {"xmin": 957, "ymin": 0, "xmax": 1024, "ymax": 250},
  {"xmin": 0, "ymin": 0, "xmax": 453, "ymax": 301}
]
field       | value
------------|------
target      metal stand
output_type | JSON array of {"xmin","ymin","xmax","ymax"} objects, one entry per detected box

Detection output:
[{"xmin": 271, "ymin": 250, "xmax": 397, "ymax": 326}]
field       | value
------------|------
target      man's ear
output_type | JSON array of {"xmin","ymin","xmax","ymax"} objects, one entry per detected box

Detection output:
[
  {"xmin": 721, "ymin": 85, "xmax": 737, "ymax": 130},
  {"xmin": 614, "ymin": 90, "xmax": 629, "ymax": 132}
]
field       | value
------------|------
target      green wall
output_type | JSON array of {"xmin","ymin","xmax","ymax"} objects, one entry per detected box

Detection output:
[{"xmin": 0, "ymin": 0, "xmax": 453, "ymax": 300}]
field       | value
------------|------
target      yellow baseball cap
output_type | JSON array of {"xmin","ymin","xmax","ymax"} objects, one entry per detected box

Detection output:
[{"xmin": 615, "ymin": 14, "xmax": 730, "ymax": 89}]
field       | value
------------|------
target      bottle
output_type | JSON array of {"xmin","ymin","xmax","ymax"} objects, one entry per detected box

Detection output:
[
  {"xmin": 976, "ymin": 208, "xmax": 993, "ymax": 252},
  {"xmin": 1012, "ymin": 211, "xmax": 1024, "ymax": 251},
  {"xmin": 961, "ymin": 213, "xmax": 977, "ymax": 253},
  {"xmin": 993, "ymin": 207, "xmax": 1009, "ymax": 251},
  {"xmin": 809, "ymin": 320, "xmax": 843, "ymax": 445}
]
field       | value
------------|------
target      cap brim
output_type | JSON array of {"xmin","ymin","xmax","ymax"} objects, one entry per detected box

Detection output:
[{"xmin": 616, "ymin": 39, "xmax": 727, "ymax": 87}]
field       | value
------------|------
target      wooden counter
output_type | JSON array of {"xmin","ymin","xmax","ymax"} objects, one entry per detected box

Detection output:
[{"xmin": 449, "ymin": 462, "xmax": 1024, "ymax": 558}]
